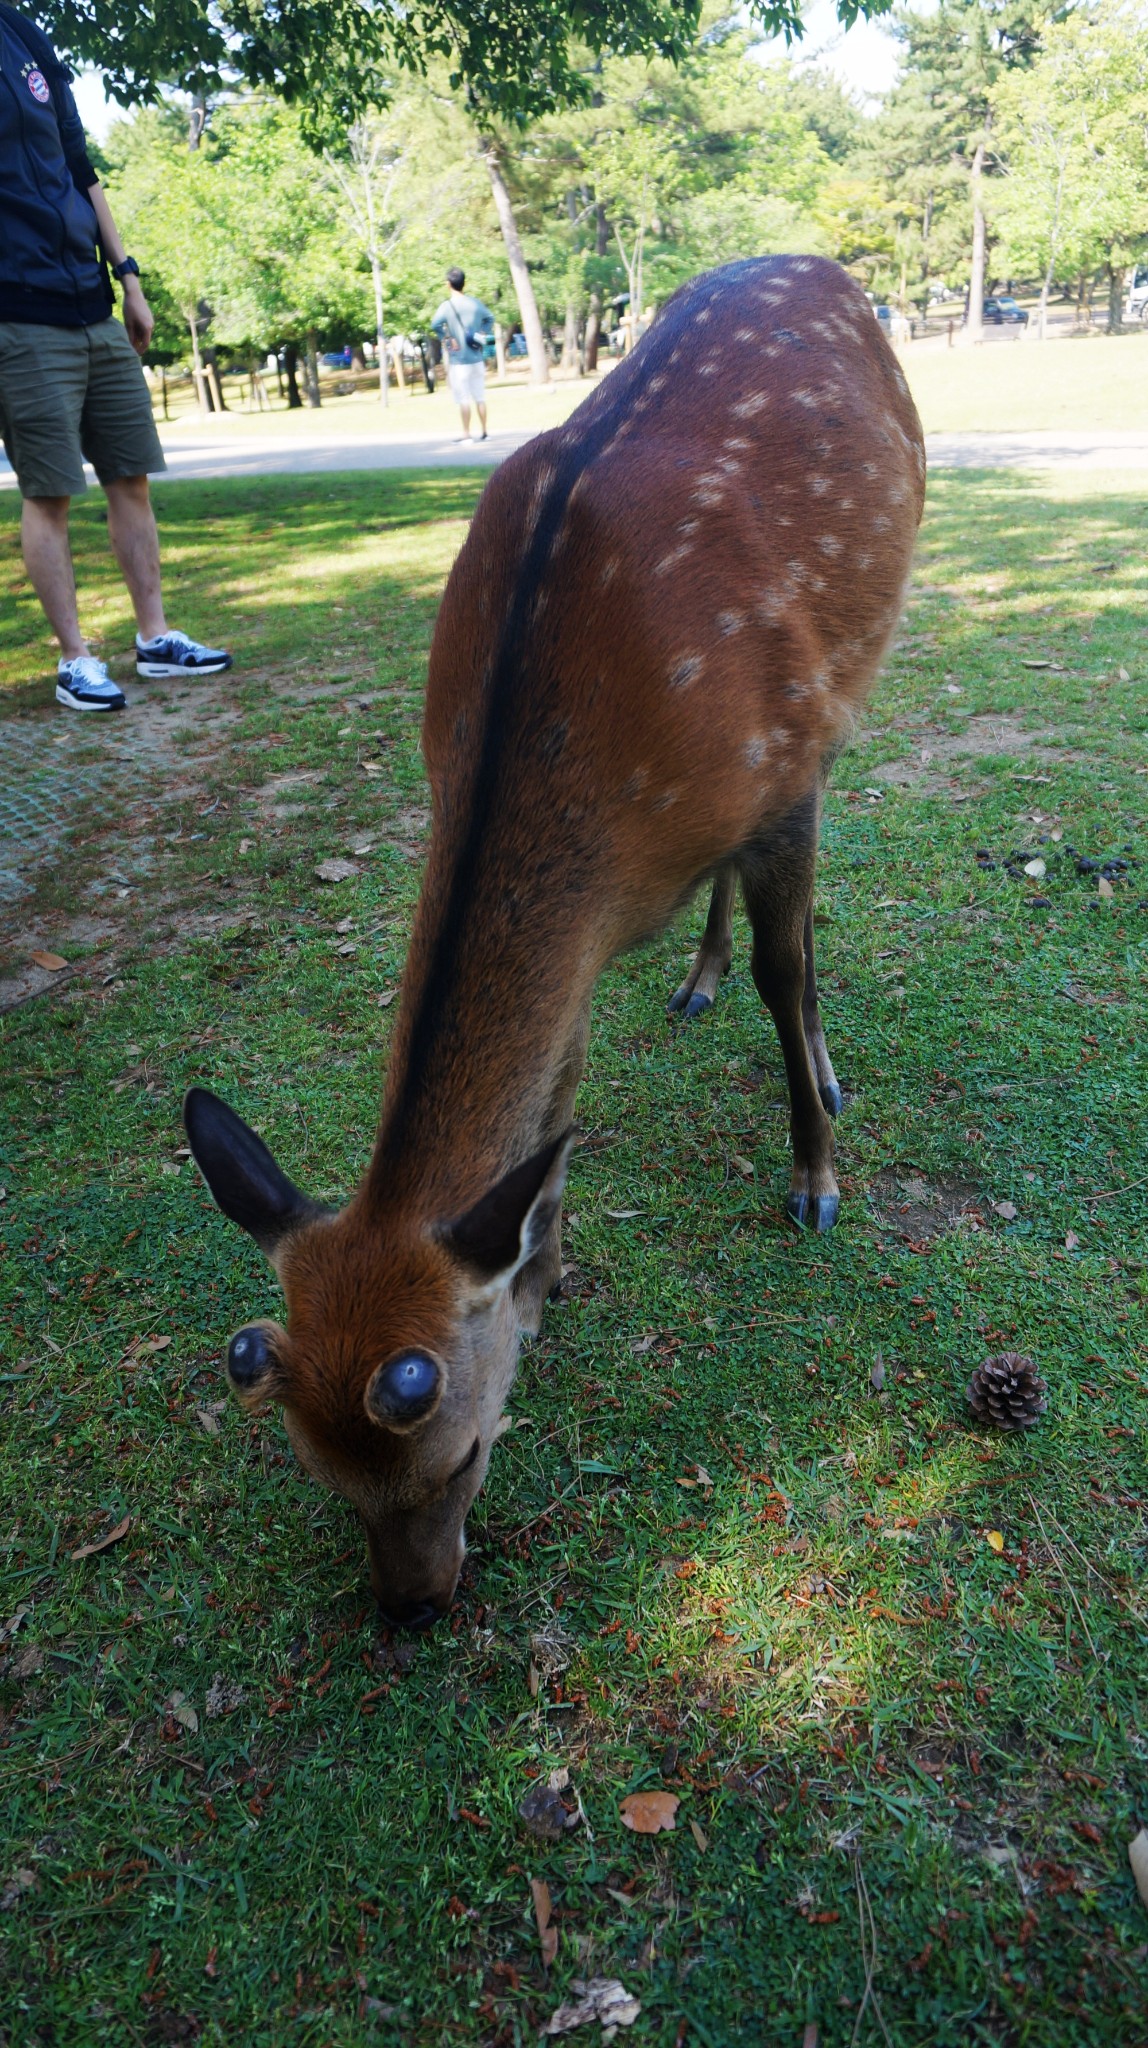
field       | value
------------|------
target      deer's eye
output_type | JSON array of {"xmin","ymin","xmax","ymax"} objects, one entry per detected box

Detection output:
[{"xmin": 449, "ymin": 1437, "xmax": 480, "ymax": 1483}]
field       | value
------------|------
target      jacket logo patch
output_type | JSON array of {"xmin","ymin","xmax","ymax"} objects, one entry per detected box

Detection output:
[{"xmin": 27, "ymin": 69, "xmax": 52, "ymax": 104}]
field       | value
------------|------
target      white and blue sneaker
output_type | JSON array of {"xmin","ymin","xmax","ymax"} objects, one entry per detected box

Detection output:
[
  {"xmin": 136, "ymin": 630, "xmax": 233, "ymax": 678},
  {"xmin": 56, "ymin": 655, "xmax": 126, "ymax": 713}
]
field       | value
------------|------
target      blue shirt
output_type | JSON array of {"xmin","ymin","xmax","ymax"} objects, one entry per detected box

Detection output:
[
  {"xmin": 0, "ymin": 2, "xmax": 110, "ymax": 325},
  {"xmin": 431, "ymin": 294, "xmax": 494, "ymax": 367}
]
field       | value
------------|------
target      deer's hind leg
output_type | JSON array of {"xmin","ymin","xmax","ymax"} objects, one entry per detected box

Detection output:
[
  {"xmin": 738, "ymin": 790, "xmax": 840, "ymax": 1233},
  {"xmin": 667, "ymin": 862, "xmax": 737, "ymax": 1020},
  {"xmin": 514, "ymin": 995, "xmax": 592, "ymax": 1334}
]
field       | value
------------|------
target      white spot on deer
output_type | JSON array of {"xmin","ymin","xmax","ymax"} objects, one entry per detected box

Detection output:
[
  {"xmin": 770, "ymin": 725, "xmax": 792, "ymax": 748},
  {"xmin": 793, "ymin": 389, "xmax": 817, "ymax": 408},
  {"xmin": 817, "ymin": 534, "xmax": 843, "ymax": 557},
  {"xmin": 723, "ymin": 436, "xmax": 750, "ymax": 451},
  {"xmin": 695, "ymin": 308, "xmax": 712, "ymax": 324},
  {"xmin": 857, "ymin": 551, "xmax": 872, "ymax": 571},
  {"xmin": 655, "ymin": 543, "xmax": 693, "ymax": 576},
  {"xmin": 733, "ymin": 390, "xmax": 770, "ymax": 418},
  {"xmin": 648, "ymin": 374, "xmax": 667, "ymax": 392},
  {"xmin": 652, "ymin": 788, "xmax": 679, "ymax": 811},
  {"xmin": 861, "ymin": 461, "xmax": 878, "ymax": 478},
  {"xmin": 677, "ymin": 518, "xmax": 700, "ymax": 536},
  {"xmin": 793, "ymin": 258, "xmax": 814, "ymax": 274},
  {"xmin": 735, "ymin": 327, "xmax": 756, "ymax": 342},
  {"xmin": 809, "ymin": 476, "xmax": 830, "ymax": 496},
  {"xmin": 890, "ymin": 480, "xmax": 907, "ymax": 504},
  {"xmin": 622, "ymin": 766, "xmax": 649, "ymax": 800},
  {"xmin": 699, "ymin": 362, "xmax": 718, "ymax": 376},
  {"xmin": 718, "ymin": 457, "xmax": 742, "ymax": 475},
  {"xmin": 600, "ymin": 557, "xmax": 619, "ymax": 586},
  {"xmin": 757, "ymin": 590, "xmax": 785, "ymax": 622},
  {"xmin": 873, "ymin": 514, "xmax": 891, "ymax": 533},
  {"xmin": 744, "ymin": 735, "xmax": 768, "ymax": 768},
  {"xmin": 669, "ymin": 655, "xmax": 703, "ymax": 690},
  {"xmin": 716, "ymin": 609, "xmax": 745, "ymax": 636}
]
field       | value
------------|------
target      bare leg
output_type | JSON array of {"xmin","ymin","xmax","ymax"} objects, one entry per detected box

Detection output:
[
  {"xmin": 739, "ymin": 794, "xmax": 839, "ymax": 1232},
  {"xmin": 476, "ymin": 401, "xmax": 488, "ymax": 436},
  {"xmin": 458, "ymin": 402, "xmax": 472, "ymax": 437},
  {"xmin": 668, "ymin": 863, "xmax": 736, "ymax": 1020},
  {"xmin": 515, "ymin": 998, "xmax": 591, "ymax": 1332},
  {"xmin": 103, "ymin": 475, "xmax": 166, "ymax": 641},
  {"xmin": 802, "ymin": 901, "xmax": 843, "ymax": 1118},
  {"xmin": 21, "ymin": 498, "xmax": 86, "ymax": 658}
]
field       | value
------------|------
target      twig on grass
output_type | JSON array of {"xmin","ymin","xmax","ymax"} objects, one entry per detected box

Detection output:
[{"xmin": 1027, "ymin": 1493, "xmax": 1096, "ymax": 1658}]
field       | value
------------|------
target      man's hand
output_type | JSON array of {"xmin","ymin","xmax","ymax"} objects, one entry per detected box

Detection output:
[{"xmin": 122, "ymin": 278, "xmax": 155, "ymax": 354}]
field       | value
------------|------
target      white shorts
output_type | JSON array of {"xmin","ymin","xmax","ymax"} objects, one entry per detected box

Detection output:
[{"xmin": 447, "ymin": 359, "xmax": 486, "ymax": 406}]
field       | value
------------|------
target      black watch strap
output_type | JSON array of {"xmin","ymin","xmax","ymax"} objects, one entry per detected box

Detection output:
[{"xmin": 112, "ymin": 256, "xmax": 141, "ymax": 281}]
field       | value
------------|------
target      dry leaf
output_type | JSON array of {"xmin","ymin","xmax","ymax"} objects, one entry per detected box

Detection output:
[
  {"xmin": 1118, "ymin": 667, "xmax": 1130, "ymax": 683},
  {"xmin": 1098, "ymin": 877, "xmax": 1114, "ymax": 900},
  {"xmin": 605, "ymin": 1208, "xmax": 642, "ymax": 1220},
  {"xmin": 1129, "ymin": 1829, "xmax": 1148, "ymax": 1912},
  {"xmin": 1023, "ymin": 858, "xmax": 1046, "ymax": 880},
  {"xmin": 377, "ymin": 989, "xmax": 396, "ymax": 1008},
  {"xmin": 689, "ymin": 1819, "xmax": 709, "ymax": 1852},
  {"xmin": 30, "ymin": 949, "xmax": 67, "ymax": 972},
  {"xmin": 10, "ymin": 1643, "xmax": 43, "ymax": 1679},
  {"xmin": 986, "ymin": 1529, "xmax": 1005, "ymax": 1553},
  {"xmin": 870, "ymin": 1357, "xmax": 886, "ymax": 1392},
  {"xmin": 71, "ymin": 1513, "xmax": 132, "ymax": 1561},
  {"xmin": 195, "ymin": 1408, "xmax": 222, "ymax": 1437},
  {"xmin": 360, "ymin": 760, "xmax": 386, "ymax": 777},
  {"xmin": 519, "ymin": 1779, "xmax": 579, "ymax": 1840},
  {"xmin": 542, "ymin": 1979, "xmax": 641, "ymax": 2036},
  {"xmin": 238, "ymin": 838, "xmax": 254, "ymax": 854},
  {"xmin": 167, "ymin": 1691, "xmax": 199, "ymax": 1734},
  {"xmin": 620, "ymin": 1790, "xmax": 679, "ymax": 1835},
  {"xmin": 136, "ymin": 1334, "xmax": 171, "ymax": 1356},
  {"xmin": 992, "ymin": 1200, "xmax": 1018, "ymax": 1222},
  {"xmin": 531, "ymin": 1877, "xmax": 558, "ymax": 1970},
  {"xmin": 730, "ymin": 1154, "xmax": 755, "ymax": 1179},
  {"xmin": 527, "ymin": 1662, "xmax": 541, "ymax": 1698},
  {"xmin": 1065, "ymin": 1230, "xmax": 1080, "ymax": 1251},
  {"xmin": 314, "ymin": 857, "xmax": 359, "ymax": 884}
]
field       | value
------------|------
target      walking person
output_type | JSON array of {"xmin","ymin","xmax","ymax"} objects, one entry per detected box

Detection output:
[
  {"xmin": 431, "ymin": 267, "xmax": 494, "ymax": 444},
  {"xmin": 0, "ymin": 2, "xmax": 231, "ymax": 712}
]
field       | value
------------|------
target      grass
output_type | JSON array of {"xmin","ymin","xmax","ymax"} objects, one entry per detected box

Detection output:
[
  {"xmin": 2, "ymin": 465, "xmax": 1147, "ymax": 2046},
  {"xmin": 901, "ymin": 330, "xmax": 1148, "ymax": 437}
]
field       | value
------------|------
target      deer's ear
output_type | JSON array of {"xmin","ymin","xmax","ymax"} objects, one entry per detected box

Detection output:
[
  {"xmin": 183, "ymin": 1088, "xmax": 325, "ymax": 1257},
  {"xmin": 442, "ymin": 1131, "xmax": 577, "ymax": 1292}
]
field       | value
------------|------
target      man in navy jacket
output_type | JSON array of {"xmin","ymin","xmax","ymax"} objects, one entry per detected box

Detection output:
[{"xmin": 0, "ymin": 4, "xmax": 231, "ymax": 710}]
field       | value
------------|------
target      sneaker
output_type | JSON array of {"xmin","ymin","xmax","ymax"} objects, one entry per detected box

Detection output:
[
  {"xmin": 136, "ymin": 630, "xmax": 232, "ymax": 678},
  {"xmin": 56, "ymin": 655, "xmax": 126, "ymax": 713}
]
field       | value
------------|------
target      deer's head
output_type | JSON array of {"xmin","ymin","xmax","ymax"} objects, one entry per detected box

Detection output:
[{"xmin": 183, "ymin": 1089, "xmax": 573, "ymax": 1628}]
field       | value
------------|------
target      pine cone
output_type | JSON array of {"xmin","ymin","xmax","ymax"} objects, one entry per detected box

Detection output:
[{"xmin": 966, "ymin": 1352, "xmax": 1048, "ymax": 1431}]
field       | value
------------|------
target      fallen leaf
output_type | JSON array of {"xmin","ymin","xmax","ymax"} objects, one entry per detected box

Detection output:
[
  {"xmin": 631, "ymin": 1333, "xmax": 656, "ymax": 1355},
  {"xmin": 71, "ymin": 1513, "xmax": 132, "ymax": 1561},
  {"xmin": 30, "ymin": 950, "xmax": 67, "ymax": 972},
  {"xmin": 1065, "ymin": 1230, "xmax": 1080, "ymax": 1251},
  {"xmin": 620, "ymin": 1790, "xmax": 679, "ymax": 1835},
  {"xmin": 1023, "ymin": 858, "xmax": 1046, "ymax": 880},
  {"xmin": 992, "ymin": 1200, "xmax": 1018, "ymax": 1222},
  {"xmin": 531, "ymin": 1877, "xmax": 558, "ymax": 1970},
  {"xmin": 135, "ymin": 1334, "xmax": 171, "ymax": 1356},
  {"xmin": 1129, "ymin": 1829, "xmax": 1148, "ymax": 1912},
  {"xmin": 1118, "ymin": 667, "xmax": 1130, "ymax": 683},
  {"xmin": 864, "ymin": 786, "xmax": 884, "ymax": 799},
  {"xmin": 730, "ymin": 1154, "xmax": 755, "ymax": 1179},
  {"xmin": 314, "ymin": 857, "xmax": 359, "ymax": 884},
  {"xmin": 870, "ymin": 1356, "xmax": 886, "ymax": 1392},
  {"xmin": 10, "ymin": 1643, "xmax": 43, "ymax": 1679},
  {"xmin": 542, "ymin": 1978, "xmax": 641, "ymax": 2036},
  {"xmin": 195, "ymin": 1408, "xmax": 222, "ymax": 1437},
  {"xmin": 360, "ymin": 760, "xmax": 386, "ymax": 777},
  {"xmin": 167, "ymin": 1691, "xmax": 199, "ymax": 1734},
  {"xmin": 1098, "ymin": 877, "xmax": 1114, "ymax": 900},
  {"xmin": 238, "ymin": 838, "xmax": 254, "ymax": 854},
  {"xmin": 689, "ymin": 1819, "xmax": 709, "ymax": 1852},
  {"xmin": 1020, "ymin": 659, "xmax": 1050, "ymax": 670},
  {"xmin": 377, "ymin": 989, "xmax": 396, "ymax": 1008},
  {"xmin": 0, "ymin": 1868, "xmax": 37, "ymax": 1911},
  {"xmin": 985, "ymin": 1529, "xmax": 1005, "ymax": 1553},
  {"xmin": 605, "ymin": 1209, "xmax": 642, "ymax": 1221},
  {"xmin": 337, "ymin": 942, "xmax": 357, "ymax": 957}
]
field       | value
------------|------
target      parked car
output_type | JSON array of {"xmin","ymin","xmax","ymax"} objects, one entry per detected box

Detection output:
[
  {"xmin": 1126, "ymin": 265, "xmax": 1148, "ymax": 321},
  {"xmin": 983, "ymin": 296, "xmax": 1028, "ymax": 325}
]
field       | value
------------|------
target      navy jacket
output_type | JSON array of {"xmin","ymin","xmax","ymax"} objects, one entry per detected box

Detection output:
[{"xmin": 0, "ymin": 2, "xmax": 111, "ymax": 325}]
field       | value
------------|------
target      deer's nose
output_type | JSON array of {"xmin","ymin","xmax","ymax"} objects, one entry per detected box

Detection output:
[{"xmin": 376, "ymin": 1596, "xmax": 442, "ymax": 1634}]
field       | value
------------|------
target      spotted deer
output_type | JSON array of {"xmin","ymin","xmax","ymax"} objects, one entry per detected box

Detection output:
[{"xmin": 185, "ymin": 256, "xmax": 925, "ymax": 1628}]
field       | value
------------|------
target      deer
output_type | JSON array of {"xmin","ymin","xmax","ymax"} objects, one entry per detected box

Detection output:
[{"xmin": 184, "ymin": 255, "xmax": 925, "ymax": 1631}]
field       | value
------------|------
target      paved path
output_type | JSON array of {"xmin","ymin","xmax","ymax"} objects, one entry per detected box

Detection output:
[{"xmin": 5, "ymin": 422, "xmax": 1147, "ymax": 489}]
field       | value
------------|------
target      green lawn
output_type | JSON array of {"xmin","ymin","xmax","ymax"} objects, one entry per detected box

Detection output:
[
  {"xmin": 902, "ymin": 330, "xmax": 1148, "ymax": 436},
  {"xmin": 2, "ymin": 468, "xmax": 1147, "ymax": 2046}
]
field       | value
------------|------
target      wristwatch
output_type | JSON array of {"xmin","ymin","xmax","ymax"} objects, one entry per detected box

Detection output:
[{"xmin": 112, "ymin": 256, "xmax": 141, "ymax": 281}]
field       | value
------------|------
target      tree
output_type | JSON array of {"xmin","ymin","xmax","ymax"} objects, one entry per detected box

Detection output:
[{"xmin": 993, "ymin": 2, "xmax": 1148, "ymax": 335}]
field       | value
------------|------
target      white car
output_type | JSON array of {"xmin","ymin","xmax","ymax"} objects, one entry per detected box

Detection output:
[{"xmin": 1127, "ymin": 265, "xmax": 1148, "ymax": 320}]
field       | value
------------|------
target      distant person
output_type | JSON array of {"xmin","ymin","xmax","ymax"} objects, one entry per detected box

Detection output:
[
  {"xmin": 0, "ymin": 2, "xmax": 231, "ymax": 712},
  {"xmin": 431, "ymin": 267, "xmax": 494, "ymax": 444}
]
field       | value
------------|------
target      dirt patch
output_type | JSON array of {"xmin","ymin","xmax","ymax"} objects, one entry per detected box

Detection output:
[
  {"xmin": 867, "ymin": 714, "xmax": 1089, "ymax": 793},
  {"xmin": 870, "ymin": 1170, "xmax": 985, "ymax": 1244}
]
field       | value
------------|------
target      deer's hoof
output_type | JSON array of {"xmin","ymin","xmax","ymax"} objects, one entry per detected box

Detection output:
[
  {"xmin": 667, "ymin": 986, "xmax": 712, "ymax": 1020},
  {"xmin": 820, "ymin": 1079, "xmax": 844, "ymax": 1119},
  {"xmin": 786, "ymin": 1191, "xmax": 840, "ymax": 1234}
]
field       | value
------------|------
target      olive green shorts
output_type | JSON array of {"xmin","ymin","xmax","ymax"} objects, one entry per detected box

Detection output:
[{"xmin": 0, "ymin": 316, "xmax": 166, "ymax": 498}]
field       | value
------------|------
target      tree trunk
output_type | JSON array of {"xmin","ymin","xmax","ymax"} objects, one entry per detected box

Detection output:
[
  {"xmin": 205, "ymin": 348, "xmax": 226, "ymax": 411},
  {"xmin": 369, "ymin": 250, "xmax": 388, "ymax": 408},
  {"xmin": 188, "ymin": 92, "xmax": 207, "ymax": 151},
  {"xmin": 1038, "ymin": 267, "xmax": 1052, "ymax": 341},
  {"xmin": 284, "ymin": 342, "xmax": 303, "ymax": 409},
  {"xmin": 1106, "ymin": 261, "xmax": 1125, "ymax": 334},
  {"xmin": 187, "ymin": 313, "xmax": 209, "ymax": 415},
  {"xmin": 965, "ymin": 135, "xmax": 987, "ymax": 344},
  {"xmin": 305, "ymin": 332, "xmax": 321, "ymax": 407},
  {"xmin": 584, "ymin": 290, "xmax": 602, "ymax": 372},
  {"xmin": 561, "ymin": 301, "xmax": 578, "ymax": 373},
  {"xmin": 390, "ymin": 339, "xmax": 406, "ymax": 392},
  {"xmin": 481, "ymin": 136, "xmax": 549, "ymax": 386},
  {"xmin": 494, "ymin": 321, "xmax": 507, "ymax": 379}
]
